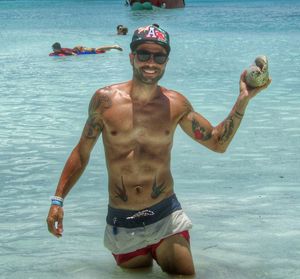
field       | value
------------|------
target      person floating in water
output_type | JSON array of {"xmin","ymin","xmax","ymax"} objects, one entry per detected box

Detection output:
[
  {"xmin": 49, "ymin": 42, "xmax": 123, "ymax": 56},
  {"xmin": 46, "ymin": 24, "xmax": 271, "ymax": 275}
]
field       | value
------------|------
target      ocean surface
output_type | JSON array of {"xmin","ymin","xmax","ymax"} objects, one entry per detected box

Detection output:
[{"xmin": 1, "ymin": 0, "xmax": 300, "ymax": 278}]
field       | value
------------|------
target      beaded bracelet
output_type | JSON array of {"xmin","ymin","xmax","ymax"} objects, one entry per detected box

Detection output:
[{"xmin": 50, "ymin": 196, "xmax": 64, "ymax": 207}]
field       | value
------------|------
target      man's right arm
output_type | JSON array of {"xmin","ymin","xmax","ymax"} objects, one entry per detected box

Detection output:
[{"xmin": 46, "ymin": 91, "xmax": 105, "ymax": 237}]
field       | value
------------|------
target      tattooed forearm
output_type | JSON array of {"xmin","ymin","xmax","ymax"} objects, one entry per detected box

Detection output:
[
  {"xmin": 151, "ymin": 177, "xmax": 166, "ymax": 199},
  {"xmin": 219, "ymin": 116, "xmax": 234, "ymax": 144},
  {"xmin": 192, "ymin": 118, "xmax": 212, "ymax": 141},
  {"xmin": 219, "ymin": 109, "xmax": 244, "ymax": 145},
  {"xmin": 234, "ymin": 111, "xmax": 244, "ymax": 120},
  {"xmin": 115, "ymin": 176, "xmax": 128, "ymax": 202}
]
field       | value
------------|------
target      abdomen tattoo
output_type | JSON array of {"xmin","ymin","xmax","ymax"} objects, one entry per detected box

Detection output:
[
  {"xmin": 151, "ymin": 177, "xmax": 166, "ymax": 199},
  {"xmin": 114, "ymin": 176, "xmax": 128, "ymax": 202}
]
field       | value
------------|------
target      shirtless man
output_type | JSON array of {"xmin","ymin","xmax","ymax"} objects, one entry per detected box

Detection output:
[{"xmin": 46, "ymin": 24, "xmax": 271, "ymax": 275}]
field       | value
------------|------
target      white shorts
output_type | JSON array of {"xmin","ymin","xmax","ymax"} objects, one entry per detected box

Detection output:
[{"xmin": 104, "ymin": 194, "xmax": 193, "ymax": 254}]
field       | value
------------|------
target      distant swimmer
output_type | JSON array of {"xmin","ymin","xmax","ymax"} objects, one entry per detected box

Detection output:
[
  {"xmin": 49, "ymin": 42, "xmax": 123, "ymax": 56},
  {"xmin": 117, "ymin": 25, "xmax": 128, "ymax": 35}
]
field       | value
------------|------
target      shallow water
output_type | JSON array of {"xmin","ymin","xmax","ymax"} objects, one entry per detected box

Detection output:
[{"xmin": 1, "ymin": 0, "xmax": 300, "ymax": 278}]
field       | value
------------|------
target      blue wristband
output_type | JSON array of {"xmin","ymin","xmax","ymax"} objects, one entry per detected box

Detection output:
[
  {"xmin": 51, "ymin": 200, "xmax": 63, "ymax": 207},
  {"xmin": 50, "ymin": 196, "xmax": 64, "ymax": 207}
]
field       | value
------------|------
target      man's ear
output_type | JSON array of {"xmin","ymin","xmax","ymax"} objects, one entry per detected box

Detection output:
[{"xmin": 129, "ymin": 53, "xmax": 134, "ymax": 66}]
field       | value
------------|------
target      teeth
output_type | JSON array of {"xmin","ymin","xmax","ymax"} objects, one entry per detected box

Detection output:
[{"xmin": 144, "ymin": 69, "xmax": 155, "ymax": 74}]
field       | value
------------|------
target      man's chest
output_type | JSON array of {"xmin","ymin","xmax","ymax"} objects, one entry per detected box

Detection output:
[{"xmin": 101, "ymin": 101, "xmax": 177, "ymax": 145}]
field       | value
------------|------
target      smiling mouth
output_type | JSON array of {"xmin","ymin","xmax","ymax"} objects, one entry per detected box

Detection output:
[{"xmin": 142, "ymin": 68, "xmax": 157, "ymax": 75}]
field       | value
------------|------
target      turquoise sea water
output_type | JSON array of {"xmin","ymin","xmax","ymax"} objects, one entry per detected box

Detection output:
[{"xmin": 1, "ymin": 0, "xmax": 300, "ymax": 278}]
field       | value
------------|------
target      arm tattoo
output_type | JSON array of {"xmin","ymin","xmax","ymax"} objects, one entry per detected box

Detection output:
[
  {"xmin": 86, "ymin": 116, "xmax": 103, "ymax": 139},
  {"xmin": 219, "ymin": 116, "xmax": 234, "ymax": 144},
  {"xmin": 115, "ymin": 176, "xmax": 128, "ymax": 202},
  {"xmin": 192, "ymin": 118, "xmax": 212, "ymax": 141},
  {"xmin": 151, "ymin": 177, "xmax": 166, "ymax": 199},
  {"xmin": 184, "ymin": 100, "xmax": 193, "ymax": 112},
  {"xmin": 218, "ymin": 109, "xmax": 244, "ymax": 145},
  {"xmin": 89, "ymin": 93, "xmax": 112, "ymax": 113},
  {"xmin": 85, "ymin": 93, "xmax": 112, "ymax": 139},
  {"xmin": 234, "ymin": 111, "xmax": 244, "ymax": 120}
]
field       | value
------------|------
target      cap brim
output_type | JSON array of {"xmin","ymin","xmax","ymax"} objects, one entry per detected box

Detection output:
[{"xmin": 130, "ymin": 40, "xmax": 170, "ymax": 54}]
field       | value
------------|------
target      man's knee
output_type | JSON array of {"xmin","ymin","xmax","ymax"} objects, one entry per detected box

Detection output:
[
  {"xmin": 161, "ymin": 261, "xmax": 195, "ymax": 275},
  {"xmin": 155, "ymin": 233, "xmax": 195, "ymax": 275}
]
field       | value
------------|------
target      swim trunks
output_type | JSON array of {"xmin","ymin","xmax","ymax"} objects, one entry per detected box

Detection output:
[
  {"xmin": 104, "ymin": 194, "xmax": 193, "ymax": 261},
  {"xmin": 112, "ymin": 230, "xmax": 190, "ymax": 265}
]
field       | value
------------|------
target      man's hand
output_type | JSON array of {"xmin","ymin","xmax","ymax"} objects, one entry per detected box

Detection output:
[
  {"xmin": 46, "ymin": 205, "xmax": 64, "ymax": 238},
  {"xmin": 240, "ymin": 70, "xmax": 272, "ymax": 100}
]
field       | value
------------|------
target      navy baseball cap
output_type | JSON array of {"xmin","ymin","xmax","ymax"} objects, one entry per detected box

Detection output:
[{"xmin": 130, "ymin": 24, "xmax": 171, "ymax": 54}]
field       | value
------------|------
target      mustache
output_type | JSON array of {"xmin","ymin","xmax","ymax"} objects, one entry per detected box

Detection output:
[{"xmin": 141, "ymin": 66, "xmax": 160, "ymax": 71}]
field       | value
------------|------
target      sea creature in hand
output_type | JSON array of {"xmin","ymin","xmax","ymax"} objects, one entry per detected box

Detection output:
[{"xmin": 245, "ymin": 55, "xmax": 269, "ymax": 88}]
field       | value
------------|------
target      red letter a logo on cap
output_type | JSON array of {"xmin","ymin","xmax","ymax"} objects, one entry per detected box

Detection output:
[{"xmin": 146, "ymin": 27, "xmax": 157, "ymax": 38}]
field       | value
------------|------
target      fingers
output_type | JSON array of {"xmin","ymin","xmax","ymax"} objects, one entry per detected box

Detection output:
[
  {"xmin": 47, "ymin": 216, "xmax": 60, "ymax": 237},
  {"xmin": 239, "ymin": 70, "xmax": 249, "ymax": 93},
  {"xmin": 57, "ymin": 215, "xmax": 64, "ymax": 237},
  {"xmin": 264, "ymin": 77, "xmax": 272, "ymax": 88},
  {"xmin": 252, "ymin": 77, "xmax": 272, "ymax": 94},
  {"xmin": 46, "ymin": 206, "xmax": 64, "ymax": 238},
  {"xmin": 240, "ymin": 70, "xmax": 247, "ymax": 81}
]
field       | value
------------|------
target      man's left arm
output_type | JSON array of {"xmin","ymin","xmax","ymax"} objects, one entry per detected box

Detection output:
[{"xmin": 179, "ymin": 71, "xmax": 271, "ymax": 153}]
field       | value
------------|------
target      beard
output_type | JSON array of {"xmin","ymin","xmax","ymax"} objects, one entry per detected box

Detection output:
[{"xmin": 132, "ymin": 65, "xmax": 165, "ymax": 85}]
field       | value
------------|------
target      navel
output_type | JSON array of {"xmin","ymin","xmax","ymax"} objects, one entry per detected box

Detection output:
[{"xmin": 135, "ymin": 185, "xmax": 143, "ymax": 194}]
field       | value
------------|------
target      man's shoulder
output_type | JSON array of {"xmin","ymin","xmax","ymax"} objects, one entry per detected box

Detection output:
[
  {"xmin": 161, "ymin": 86, "xmax": 188, "ymax": 102},
  {"xmin": 94, "ymin": 85, "xmax": 113, "ymax": 95},
  {"xmin": 96, "ymin": 82, "xmax": 129, "ymax": 93},
  {"xmin": 160, "ymin": 86, "xmax": 192, "ymax": 114},
  {"xmin": 94, "ymin": 82, "xmax": 130, "ymax": 99}
]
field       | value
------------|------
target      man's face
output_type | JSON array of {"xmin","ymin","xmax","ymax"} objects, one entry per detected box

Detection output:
[{"xmin": 130, "ymin": 42, "xmax": 169, "ymax": 85}]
